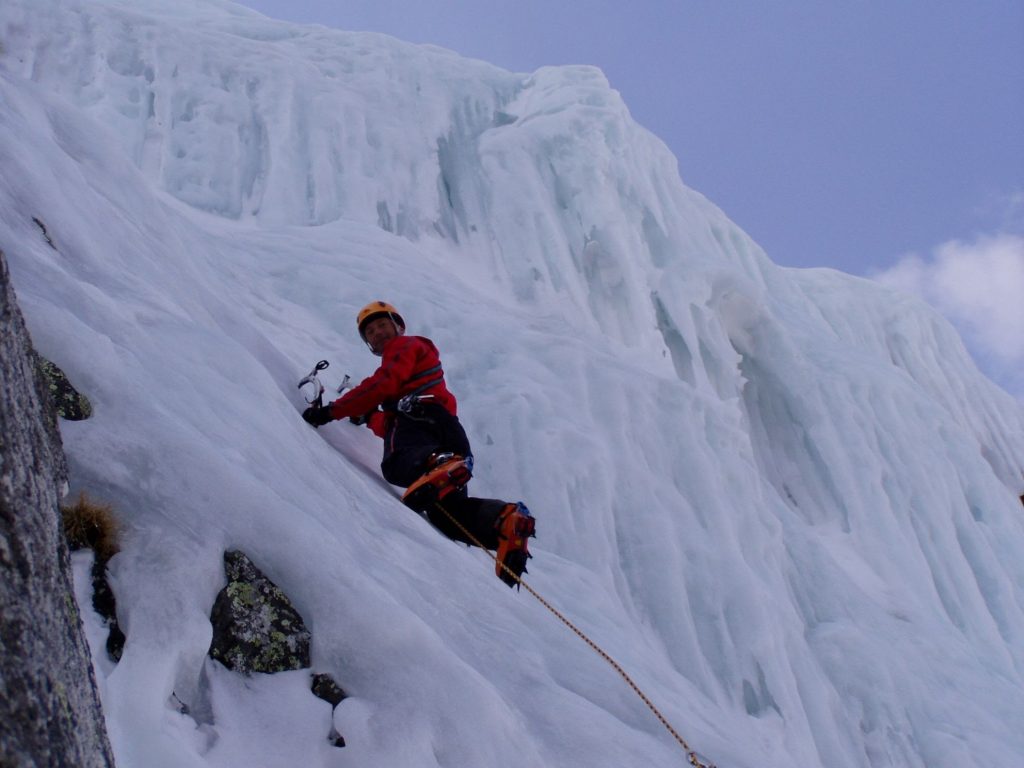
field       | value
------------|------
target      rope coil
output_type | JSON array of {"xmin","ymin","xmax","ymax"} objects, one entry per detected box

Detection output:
[{"xmin": 433, "ymin": 503, "xmax": 716, "ymax": 768}]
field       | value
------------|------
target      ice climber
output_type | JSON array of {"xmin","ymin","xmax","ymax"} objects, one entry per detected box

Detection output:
[{"xmin": 302, "ymin": 300, "xmax": 536, "ymax": 587}]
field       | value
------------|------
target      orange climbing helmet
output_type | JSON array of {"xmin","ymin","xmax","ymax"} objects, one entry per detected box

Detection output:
[{"xmin": 356, "ymin": 301, "xmax": 405, "ymax": 341}]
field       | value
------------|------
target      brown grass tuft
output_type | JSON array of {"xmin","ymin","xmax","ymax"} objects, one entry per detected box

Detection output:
[{"xmin": 61, "ymin": 492, "xmax": 120, "ymax": 562}]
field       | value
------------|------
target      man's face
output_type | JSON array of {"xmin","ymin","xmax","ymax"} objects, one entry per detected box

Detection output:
[{"xmin": 364, "ymin": 316, "xmax": 402, "ymax": 355}]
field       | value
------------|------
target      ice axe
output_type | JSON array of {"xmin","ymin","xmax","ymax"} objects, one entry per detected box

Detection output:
[
  {"xmin": 298, "ymin": 360, "xmax": 355, "ymax": 409},
  {"xmin": 298, "ymin": 359, "xmax": 330, "ymax": 408}
]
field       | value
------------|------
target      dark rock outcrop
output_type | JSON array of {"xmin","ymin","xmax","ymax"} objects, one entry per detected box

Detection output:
[
  {"xmin": 86, "ymin": 556, "xmax": 125, "ymax": 663},
  {"xmin": 209, "ymin": 550, "xmax": 312, "ymax": 675},
  {"xmin": 208, "ymin": 551, "xmax": 348, "ymax": 748},
  {"xmin": 312, "ymin": 673, "xmax": 348, "ymax": 748},
  {"xmin": 36, "ymin": 354, "xmax": 92, "ymax": 421},
  {"xmin": 0, "ymin": 249, "xmax": 116, "ymax": 767},
  {"xmin": 60, "ymin": 493, "xmax": 125, "ymax": 662},
  {"xmin": 311, "ymin": 673, "xmax": 347, "ymax": 708}
]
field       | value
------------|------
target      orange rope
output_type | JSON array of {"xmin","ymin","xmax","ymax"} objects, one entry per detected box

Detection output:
[{"xmin": 434, "ymin": 503, "xmax": 717, "ymax": 768}]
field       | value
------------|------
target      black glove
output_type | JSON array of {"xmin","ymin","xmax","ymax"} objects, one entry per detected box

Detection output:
[
  {"xmin": 302, "ymin": 405, "xmax": 333, "ymax": 427},
  {"xmin": 349, "ymin": 409, "xmax": 378, "ymax": 426}
]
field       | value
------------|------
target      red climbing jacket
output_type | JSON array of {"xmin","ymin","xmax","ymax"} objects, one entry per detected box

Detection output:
[{"xmin": 325, "ymin": 335, "xmax": 456, "ymax": 436}]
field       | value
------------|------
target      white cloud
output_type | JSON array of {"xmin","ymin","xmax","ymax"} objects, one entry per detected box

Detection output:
[{"xmin": 873, "ymin": 232, "xmax": 1024, "ymax": 399}]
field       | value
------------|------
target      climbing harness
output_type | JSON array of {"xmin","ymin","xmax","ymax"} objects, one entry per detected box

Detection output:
[
  {"xmin": 431, "ymin": 502, "xmax": 717, "ymax": 768},
  {"xmin": 393, "ymin": 363, "xmax": 444, "ymax": 416}
]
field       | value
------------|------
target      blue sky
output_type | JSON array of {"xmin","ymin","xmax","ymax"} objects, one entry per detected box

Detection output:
[{"xmin": 236, "ymin": 0, "xmax": 1023, "ymax": 396}]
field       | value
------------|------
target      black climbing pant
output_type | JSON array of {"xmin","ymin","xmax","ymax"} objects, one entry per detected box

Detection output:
[{"xmin": 380, "ymin": 403, "xmax": 505, "ymax": 549}]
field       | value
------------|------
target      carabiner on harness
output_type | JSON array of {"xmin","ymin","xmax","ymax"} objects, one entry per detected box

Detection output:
[{"xmin": 397, "ymin": 392, "xmax": 435, "ymax": 414}]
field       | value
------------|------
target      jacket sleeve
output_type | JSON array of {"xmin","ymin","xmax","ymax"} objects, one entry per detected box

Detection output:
[
  {"xmin": 365, "ymin": 410, "xmax": 390, "ymax": 438},
  {"xmin": 325, "ymin": 339, "xmax": 420, "ymax": 420}
]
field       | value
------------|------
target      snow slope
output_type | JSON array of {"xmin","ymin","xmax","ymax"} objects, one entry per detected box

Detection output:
[{"xmin": 2, "ymin": 1, "xmax": 1024, "ymax": 766}]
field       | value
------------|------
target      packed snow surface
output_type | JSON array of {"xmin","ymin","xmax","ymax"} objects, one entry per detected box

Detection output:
[{"xmin": 3, "ymin": 1, "xmax": 1024, "ymax": 766}]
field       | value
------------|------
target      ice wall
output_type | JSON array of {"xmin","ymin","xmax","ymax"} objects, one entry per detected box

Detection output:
[{"xmin": 2, "ymin": 2, "xmax": 1023, "ymax": 767}]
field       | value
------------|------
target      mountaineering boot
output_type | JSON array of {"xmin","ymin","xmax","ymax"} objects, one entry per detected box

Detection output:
[
  {"xmin": 494, "ymin": 502, "xmax": 535, "ymax": 588},
  {"xmin": 401, "ymin": 453, "xmax": 473, "ymax": 510}
]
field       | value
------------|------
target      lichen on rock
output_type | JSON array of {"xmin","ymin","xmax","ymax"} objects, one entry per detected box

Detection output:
[
  {"xmin": 1, "ymin": 247, "xmax": 115, "ymax": 766},
  {"xmin": 35, "ymin": 354, "xmax": 92, "ymax": 421},
  {"xmin": 208, "ymin": 550, "xmax": 312, "ymax": 675}
]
